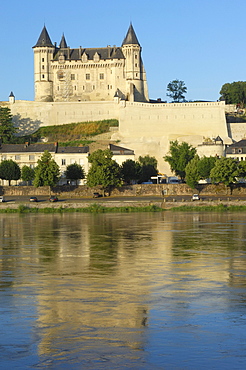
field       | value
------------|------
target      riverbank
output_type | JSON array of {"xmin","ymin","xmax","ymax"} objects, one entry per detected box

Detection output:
[{"xmin": 1, "ymin": 199, "xmax": 246, "ymax": 213}]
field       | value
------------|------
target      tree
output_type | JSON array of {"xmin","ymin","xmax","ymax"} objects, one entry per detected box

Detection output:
[
  {"xmin": 121, "ymin": 159, "xmax": 141, "ymax": 184},
  {"xmin": 86, "ymin": 149, "xmax": 122, "ymax": 195},
  {"xmin": 164, "ymin": 140, "xmax": 196, "ymax": 181},
  {"xmin": 210, "ymin": 157, "xmax": 240, "ymax": 188},
  {"xmin": 197, "ymin": 156, "xmax": 217, "ymax": 180},
  {"xmin": 185, "ymin": 155, "xmax": 200, "ymax": 189},
  {"xmin": 21, "ymin": 165, "xmax": 35, "ymax": 185},
  {"xmin": 64, "ymin": 163, "xmax": 85, "ymax": 185},
  {"xmin": 138, "ymin": 155, "xmax": 158, "ymax": 183},
  {"xmin": 219, "ymin": 81, "xmax": 246, "ymax": 107},
  {"xmin": 0, "ymin": 106, "xmax": 17, "ymax": 143},
  {"xmin": 0, "ymin": 159, "xmax": 21, "ymax": 185},
  {"xmin": 33, "ymin": 150, "xmax": 60, "ymax": 188},
  {"xmin": 167, "ymin": 79, "xmax": 187, "ymax": 102}
]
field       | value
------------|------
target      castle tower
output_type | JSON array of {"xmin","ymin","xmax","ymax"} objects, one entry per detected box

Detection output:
[
  {"xmin": 121, "ymin": 24, "xmax": 149, "ymax": 102},
  {"xmin": 33, "ymin": 26, "xmax": 55, "ymax": 101}
]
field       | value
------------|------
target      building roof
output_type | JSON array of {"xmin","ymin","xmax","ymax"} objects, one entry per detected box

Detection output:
[
  {"xmin": 109, "ymin": 144, "xmax": 134, "ymax": 155},
  {"xmin": 33, "ymin": 26, "xmax": 54, "ymax": 48},
  {"xmin": 59, "ymin": 34, "xmax": 68, "ymax": 49},
  {"xmin": 122, "ymin": 24, "xmax": 140, "ymax": 46},
  {"xmin": 57, "ymin": 146, "xmax": 89, "ymax": 154},
  {"xmin": 53, "ymin": 46, "xmax": 124, "ymax": 61},
  {"xmin": 226, "ymin": 139, "xmax": 246, "ymax": 155},
  {"xmin": 0, "ymin": 143, "xmax": 89, "ymax": 154}
]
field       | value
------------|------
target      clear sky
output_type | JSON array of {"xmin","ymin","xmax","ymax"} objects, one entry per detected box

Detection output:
[{"xmin": 1, "ymin": 0, "xmax": 246, "ymax": 103}]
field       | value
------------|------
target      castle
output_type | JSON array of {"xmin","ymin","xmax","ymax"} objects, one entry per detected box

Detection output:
[
  {"xmin": 33, "ymin": 24, "xmax": 148, "ymax": 103},
  {"xmin": 2, "ymin": 24, "xmax": 242, "ymax": 175}
]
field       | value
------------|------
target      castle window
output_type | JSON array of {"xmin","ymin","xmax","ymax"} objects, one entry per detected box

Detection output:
[
  {"xmin": 86, "ymin": 73, "xmax": 90, "ymax": 80},
  {"xmin": 71, "ymin": 74, "xmax": 75, "ymax": 80},
  {"xmin": 135, "ymin": 64, "xmax": 138, "ymax": 67},
  {"xmin": 99, "ymin": 73, "xmax": 104, "ymax": 80},
  {"xmin": 62, "ymin": 159, "xmax": 66, "ymax": 166},
  {"xmin": 29, "ymin": 155, "xmax": 35, "ymax": 161},
  {"xmin": 135, "ymin": 54, "xmax": 138, "ymax": 59},
  {"xmin": 15, "ymin": 155, "xmax": 20, "ymax": 161},
  {"xmin": 42, "ymin": 65, "xmax": 45, "ymax": 69},
  {"xmin": 74, "ymin": 86, "xmax": 77, "ymax": 90},
  {"xmin": 42, "ymin": 58, "xmax": 44, "ymax": 62},
  {"xmin": 42, "ymin": 74, "xmax": 45, "ymax": 79}
]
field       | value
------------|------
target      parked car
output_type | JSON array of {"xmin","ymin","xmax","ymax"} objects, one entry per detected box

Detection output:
[
  {"xmin": 192, "ymin": 194, "xmax": 200, "ymax": 201},
  {"xmin": 0, "ymin": 196, "xmax": 5, "ymax": 202},
  {"xmin": 93, "ymin": 192, "xmax": 102, "ymax": 198},
  {"xmin": 49, "ymin": 196, "xmax": 58, "ymax": 202},
  {"xmin": 29, "ymin": 196, "xmax": 38, "ymax": 202}
]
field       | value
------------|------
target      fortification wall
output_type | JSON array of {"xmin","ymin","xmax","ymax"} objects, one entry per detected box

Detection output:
[
  {"xmin": 228, "ymin": 122, "xmax": 246, "ymax": 142},
  {"xmin": 113, "ymin": 101, "xmax": 229, "ymax": 174},
  {"xmin": 7, "ymin": 100, "xmax": 119, "ymax": 135}
]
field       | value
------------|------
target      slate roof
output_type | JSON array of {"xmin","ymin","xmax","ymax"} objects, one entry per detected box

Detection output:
[
  {"xmin": 226, "ymin": 139, "xmax": 246, "ymax": 154},
  {"xmin": 109, "ymin": 144, "xmax": 134, "ymax": 155},
  {"xmin": 59, "ymin": 34, "xmax": 68, "ymax": 48},
  {"xmin": 53, "ymin": 46, "xmax": 124, "ymax": 61},
  {"xmin": 121, "ymin": 24, "xmax": 140, "ymax": 46},
  {"xmin": 57, "ymin": 146, "xmax": 89, "ymax": 154},
  {"xmin": 0, "ymin": 143, "xmax": 57, "ymax": 153},
  {"xmin": 33, "ymin": 26, "xmax": 54, "ymax": 48},
  {"xmin": 0, "ymin": 143, "xmax": 89, "ymax": 154}
]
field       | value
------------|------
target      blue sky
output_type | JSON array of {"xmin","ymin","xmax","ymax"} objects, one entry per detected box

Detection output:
[{"xmin": 1, "ymin": 0, "xmax": 246, "ymax": 102}]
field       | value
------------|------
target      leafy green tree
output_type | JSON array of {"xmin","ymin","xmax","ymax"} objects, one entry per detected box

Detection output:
[
  {"xmin": 0, "ymin": 106, "xmax": 17, "ymax": 143},
  {"xmin": 21, "ymin": 165, "xmax": 35, "ymax": 185},
  {"xmin": 219, "ymin": 81, "xmax": 246, "ymax": 107},
  {"xmin": 164, "ymin": 140, "xmax": 196, "ymax": 181},
  {"xmin": 167, "ymin": 79, "xmax": 187, "ymax": 102},
  {"xmin": 210, "ymin": 157, "xmax": 239, "ymax": 187},
  {"xmin": 64, "ymin": 163, "xmax": 85, "ymax": 185},
  {"xmin": 121, "ymin": 159, "xmax": 141, "ymax": 184},
  {"xmin": 87, "ymin": 149, "xmax": 122, "ymax": 195},
  {"xmin": 197, "ymin": 156, "xmax": 217, "ymax": 180},
  {"xmin": 185, "ymin": 155, "xmax": 200, "ymax": 189},
  {"xmin": 0, "ymin": 159, "xmax": 21, "ymax": 185},
  {"xmin": 33, "ymin": 150, "xmax": 60, "ymax": 188},
  {"xmin": 138, "ymin": 155, "xmax": 158, "ymax": 183}
]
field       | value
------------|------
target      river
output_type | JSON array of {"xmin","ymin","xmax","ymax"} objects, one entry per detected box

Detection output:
[{"xmin": 1, "ymin": 211, "xmax": 246, "ymax": 369}]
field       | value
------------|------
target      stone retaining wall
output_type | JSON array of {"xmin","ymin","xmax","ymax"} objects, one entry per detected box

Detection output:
[{"xmin": 1, "ymin": 183, "xmax": 246, "ymax": 197}]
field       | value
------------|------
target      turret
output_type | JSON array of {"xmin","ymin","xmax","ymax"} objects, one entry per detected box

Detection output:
[
  {"xmin": 9, "ymin": 91, "xmax": 15, "ymax": 104},
  {"xmin": 33, "ymin": 26, "xmax": 55, "ymax": 101},
  {"xmin": 121, "ymin": 24, "xmax": 149, "ymax": 102}
]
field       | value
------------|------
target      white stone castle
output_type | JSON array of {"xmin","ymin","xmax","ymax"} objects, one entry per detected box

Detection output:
[
  {"xmin": 33, "ymin": 24, "xmax": 148, "ymax": 103},
  {"xmin": 3, "ymin": 24, "xmax": 244, "ymax": 175}
]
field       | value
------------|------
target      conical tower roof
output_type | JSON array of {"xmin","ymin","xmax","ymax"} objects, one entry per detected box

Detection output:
[
  {"xmin": 59, "ymin": 33, "xmax": 68, "ymax": 48},
  {"xmin": 122, "ymin": 24, "xmax": 140, "ymax": 46},
  {"xmin": 34, "ymin": 25, "xmax": 53, "ymax": 47}
]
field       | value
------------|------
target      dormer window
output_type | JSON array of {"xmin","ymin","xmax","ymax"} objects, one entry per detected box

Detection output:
[
  {"xmin": 93, "ymin": 52, "xmax": 100, "ymax": 62},
  {"xmin": 238, "ymin": 148, "xmax": 243, "ymax": 154},
  {"xmin": 82, "ymin": 53, "xmax": 88, "ymax": 63},
  {"xmin": 58, "ymin": 54, "xmax": 65, "ymax": 64}
]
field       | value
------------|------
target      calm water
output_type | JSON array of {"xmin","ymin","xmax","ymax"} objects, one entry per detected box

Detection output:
[{"xmin": 1, "ymin": 211, "xmax": 246, "ymax": 369}]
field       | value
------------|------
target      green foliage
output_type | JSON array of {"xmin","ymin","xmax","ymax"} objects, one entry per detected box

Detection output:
[
  {"xmin": 185, "ymin": 155, "xmax": 200, "ymax": 189},
  {"xmin": 164, "ymin": 140, "xmax": 196, "ymax": 180},
  {"xmin": 0, "ymin": 106, "xmax": 17, "ymax": 143},
  {"xmin": 138, "ymin": 155, "xmax": 158, "ymax": 183},
  {"xmin": 87, "ymin": 149, "xmax": 122, "ymax": 193},
  {"xmin": 121, "ymin": 159, "xmax": 141, "ymax": 184},
  {"xmin": 0, "ymin": 159, "xmax": 21, "ymax": 185},
  {"xmin": 21, "ymin": 165, "xmax": 35, "ymax": 184},
  {"xmin": 219, "ymin": 81, "xmax": 246, "ymax": 107},
  {"xmin": 197, "ymin": 156, "xmax": 217, "ymax": 179},
  {"xmin": 33, "ymin": 150, "xmax": 60, "ymax": 187},
  {"xmin": 210, "ymin": 157, "xmax": 240, "ymax": 186},
  {"xmin": 64, "ymin": 163, "xmax": 85, "ymax": 184},
  {"xmin": 167, "ymin": 79, "xmax": 187, "ymax": 102},
  {"xmin": 31, "ymin": 119, "xmax": 118, "ymax": 142}
]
